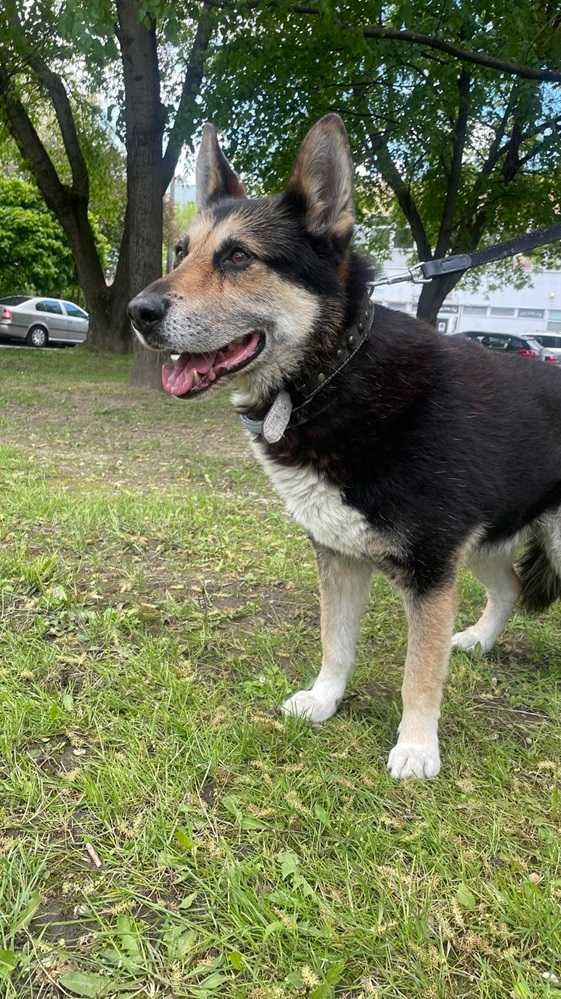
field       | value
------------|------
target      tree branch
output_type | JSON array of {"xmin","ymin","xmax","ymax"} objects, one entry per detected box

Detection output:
[
  {"xmin": 0, "ymin": 61, "xmax": 68, "ymax": 214},
  {"xmin": 520, "ymin": 113, "xmax": 561, "ymax": 143},
  {"xmin": 479, "ymin": 94, "xmax": 517, "ymax": 178},
  {"xmin": 435, "ymin": 68, "xmax": 470, "ymax": 256},
  {"xmin": 518, "ymin": 127, "xmax": 560, "ymax": 168},
  {"xmin": 289, "ymin": 5, "xmax": 561, "ymax": 83},
  {"xmin": 0, "ymin": 58, "xmax": 108, "ymax": 308},
  {"xmin": 161, "ymin": 2, "xmax": 213, "ymax": 192},
  {"xmin": 4, "ymin": 0, "xmax": 89, "ymax": 199},
  {"xmin": 28, "ymin": 62, "xmax": 89, "ymax": 199},
  {"xmin": 362, "ymin": 117, "xmax": 432, "ymax": 261}
]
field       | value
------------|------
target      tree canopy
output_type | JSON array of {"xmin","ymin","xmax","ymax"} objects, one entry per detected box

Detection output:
[{"xmin": 205, "ymin": 0, "xmax": 561, "ymax": 320}]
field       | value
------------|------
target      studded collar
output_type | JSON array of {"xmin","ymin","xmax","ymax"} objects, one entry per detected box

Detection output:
[{"xmin": 240, "ymin": 292, "xmax": 375, "ymax": 442}]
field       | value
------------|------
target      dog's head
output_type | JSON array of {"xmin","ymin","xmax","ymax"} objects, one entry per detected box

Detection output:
[{"xmin": 128, "ymin": 114, "xmax": 355, "ymax": 404}]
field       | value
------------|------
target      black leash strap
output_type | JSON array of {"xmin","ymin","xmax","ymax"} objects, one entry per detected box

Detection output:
[
  {"xmin": 372, "ymin": 220, "xmax": 561, "ymax": 287},
  {"xmin": 422, "ymin": 221, "xmax": 561, "ymax": 280}
]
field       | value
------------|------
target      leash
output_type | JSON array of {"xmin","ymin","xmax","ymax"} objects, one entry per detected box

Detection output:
[{"xmin": 368, "ymin": 220, "xmax": 561, "ymax": 288}]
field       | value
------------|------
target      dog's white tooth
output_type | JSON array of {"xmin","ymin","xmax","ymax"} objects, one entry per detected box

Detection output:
[{"xmin": 192, "ymin": 371, "xmax": 200, "ymax": 386}]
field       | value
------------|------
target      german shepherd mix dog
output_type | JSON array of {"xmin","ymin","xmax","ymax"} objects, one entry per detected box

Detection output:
[{"xmin": 129, "ymin": 115, "xmax": 561, "ymax": 779}]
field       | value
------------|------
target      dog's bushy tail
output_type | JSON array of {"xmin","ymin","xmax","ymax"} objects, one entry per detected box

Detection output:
[{"xmin": 517, "ymin": 529, "xmax": 561, "ymax": 613}]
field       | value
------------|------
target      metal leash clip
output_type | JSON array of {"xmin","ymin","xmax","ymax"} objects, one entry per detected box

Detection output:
[{"xmin": 366, "ymin": 262, "xmax": 433, "ymax": 288}]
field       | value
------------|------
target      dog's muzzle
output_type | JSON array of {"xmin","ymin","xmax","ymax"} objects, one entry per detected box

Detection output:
[{"xmin": 128, "ymin": 292, "xmax": 170, "ymax": 348}]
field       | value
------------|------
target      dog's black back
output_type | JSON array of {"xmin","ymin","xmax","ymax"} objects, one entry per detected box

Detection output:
[{"xmin": 263, "ymin": 284, "xmax": 561, "ymax": 593}]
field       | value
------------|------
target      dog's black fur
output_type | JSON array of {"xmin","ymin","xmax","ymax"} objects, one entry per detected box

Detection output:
[{"xmin": 233, "ymin": 237, "xmax": 561, "ymax": 601}]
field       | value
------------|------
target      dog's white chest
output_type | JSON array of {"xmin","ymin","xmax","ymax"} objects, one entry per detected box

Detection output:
[{"xmin": 251, "ymin": 444, "xmax": 378, "ymax": 558}]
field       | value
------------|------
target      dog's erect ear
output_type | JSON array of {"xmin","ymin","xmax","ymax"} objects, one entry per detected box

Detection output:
[
  {"xmin": 196, "ymin": 124, "xmax": 246, "ymax": 209},
  {"xmin": 286, "ymin": 113, "xmax": 354, "ymax": 243}
]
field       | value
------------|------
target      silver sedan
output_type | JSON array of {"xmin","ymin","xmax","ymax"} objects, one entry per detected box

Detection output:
[{"xmin": 0, "ymin": 296, "xmax": 89, "ymax": 347}]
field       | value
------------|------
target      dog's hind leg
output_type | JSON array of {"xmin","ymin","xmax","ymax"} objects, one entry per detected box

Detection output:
[
  {"xmin": 388, "ymin": 581, "xmax": 456, "ymax": 779},
  {"xmin": 281, "ymin": 547, "xmax": 372, "ymax": 723},
  {"xmin": 452, "ymin": 546, "xmax": 520, "ymax": 654}
]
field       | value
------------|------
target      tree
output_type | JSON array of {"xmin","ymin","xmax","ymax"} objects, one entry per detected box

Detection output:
[
  {"xmin": 205, "ymin": 0, "xmax": 561, "ymax": 323},
  {"xmin": 0, "ymin": 0, "xmax": 214, "ymax": 382},
  {"xmin": 2, "ymin": 0, "xmax": 559, "ymax": 378},
  {"xmin": 0, "ymin": 177, "xmax": 81, "ymax": 298},
  {"xmin": 41, "ymin": 102, "xmax": 127, "ymax": 277}
]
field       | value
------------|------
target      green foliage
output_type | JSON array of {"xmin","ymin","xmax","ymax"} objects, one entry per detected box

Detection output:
[
  {"xmin": 39, "ymin": 102, "xmax": 126, "ymax": 267},
  {"xmin": 0, "ymin": 177, "xmax": 108, "ymax": 299},
  {"xmin": 0, "ymin": 0, "xmax": 215, "ymax": 350},
  {"xmin": 0, "ymin": 178, "xmax": 77, "ymax": 297}
]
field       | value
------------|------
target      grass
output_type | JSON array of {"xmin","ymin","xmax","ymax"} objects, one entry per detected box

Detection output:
[{"xmin": 0, "ymin": 346, "xmax": 560, "ymax": 999}]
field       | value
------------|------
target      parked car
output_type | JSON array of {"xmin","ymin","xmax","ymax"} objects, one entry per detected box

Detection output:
[
  {"xmin": 0, "ymin": 296, "xmax": 89, "ymax": 347},
  {"xmin": 531, "ymin": 332, "xmax": 561, "ymax": 361},
  {"xmin": 460, "ymin": 330, "xmax": 557, "ymax": 364}
]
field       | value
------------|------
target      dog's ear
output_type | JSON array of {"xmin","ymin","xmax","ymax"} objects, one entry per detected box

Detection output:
[
  {"xmin": 196, "ymin": 124, "xmax": 246, "ymax": 209},
  {"xmin": 285, "ymin": 114, "xmax": 354, "ymax": 244}
]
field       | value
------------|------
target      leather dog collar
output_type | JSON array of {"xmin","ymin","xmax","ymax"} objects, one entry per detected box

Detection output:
[{"xmin": 240, "ymin": 292, "xmax": 375, "ymax": 444}]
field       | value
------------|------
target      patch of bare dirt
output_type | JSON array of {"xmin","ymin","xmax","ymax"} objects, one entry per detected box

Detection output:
[
  {"xmin": 472, "ymin": 692, "xmax": 554, "ymax": 730},
  {"xmin": 1, "ymin": 383, "xmax": 250, "ymax": 489},
  {"xmin": 32, "ymin": 899, "xmax": 92, "ymax": 945},
  {"xmin": 28, "ymin": 738, "xmax": 91, "ymax": 776}
]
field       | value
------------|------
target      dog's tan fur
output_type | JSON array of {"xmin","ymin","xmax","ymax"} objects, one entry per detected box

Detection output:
[
  {"xmin": 282, "ymin": 546, "xmax": 373, "ymax": 724},
  {"xmin": 386, "ymin": 583, "xmax": 456, "ymax": 778},
  {"xmin": 167, "ymin": 212, "xmax": 272, "ymax": 304},
  {"xmin": 401, "ymin": 584, "xmax": 457, "ymax": 723}
]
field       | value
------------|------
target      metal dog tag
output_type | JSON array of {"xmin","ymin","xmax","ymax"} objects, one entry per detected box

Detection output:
[{"xmin": 262, "ymin": 390, "xmax": 293, "ymax": 444}]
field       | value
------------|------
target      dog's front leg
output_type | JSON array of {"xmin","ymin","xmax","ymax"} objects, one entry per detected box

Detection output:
[
  {"xmin": 388, "ymin": 581, "xmax": 456, "ymax": 779},
  {"xmin": 281, "ymin": 546, "xmax": 373, "ymax": 722}
]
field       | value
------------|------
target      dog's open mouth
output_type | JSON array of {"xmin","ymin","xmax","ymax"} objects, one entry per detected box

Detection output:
[{"xmin": 161, "ymin": 332, "xmax": 265, "ymax": 398}]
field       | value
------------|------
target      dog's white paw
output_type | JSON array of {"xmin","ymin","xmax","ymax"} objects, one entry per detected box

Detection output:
[
  {"xmin": 387, "ymin": 741, "xmax": 441, "ymax": 779},
  {"xmin": 281, "ymin": 685, "xmax": 341, "ymax": 723},
  {"xmin": 452, "ymin": 627, "xmax": 494, "ymax": 654}
]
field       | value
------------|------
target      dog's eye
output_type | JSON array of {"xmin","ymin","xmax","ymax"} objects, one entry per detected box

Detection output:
[
  {"xmin": 174, "ymin": 240, "xmax": 188, "ymax": 267},
  {"xmin": 225, "ymin": 248, "xmax": 251, "ymax": 268}
]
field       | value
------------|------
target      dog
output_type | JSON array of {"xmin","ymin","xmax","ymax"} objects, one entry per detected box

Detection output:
[{"xmin": 128, "ymin": 114, "xmax": 561, "ymax": 778}]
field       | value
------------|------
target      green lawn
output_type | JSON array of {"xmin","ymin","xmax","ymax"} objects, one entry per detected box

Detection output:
[{"xmin": 0, "ymin": 347, "xmax": 560, "ymax": 999}]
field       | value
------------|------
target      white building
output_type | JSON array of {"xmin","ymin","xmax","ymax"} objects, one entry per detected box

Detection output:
[{"xmin": 375, "ymin": 248, "xmax": 561, "ymax": 337}]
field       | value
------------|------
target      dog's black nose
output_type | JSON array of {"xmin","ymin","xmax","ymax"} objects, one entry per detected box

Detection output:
[{"xmin": 128, "ymin": 292, "xmax": 169, "ymax": 332}]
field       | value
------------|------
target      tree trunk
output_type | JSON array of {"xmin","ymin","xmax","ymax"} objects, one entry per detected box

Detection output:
[
  {"xmin": 130, "ymin": 339, "xmax": 169, "ymax": 389},
  {"xmin": 0, "ymin": 67, "xmax": 122, "ymax": 349},
  {"xmin": 416, "ymin": 271, "xmax": 464, "ymax": 325},
  {"xmin": 58, "ymin": 199, "xmax": 130, "ymax": 351},
  {"xmin": 115, "ymin": 0, "xmax": 166, "ymax": 386}
]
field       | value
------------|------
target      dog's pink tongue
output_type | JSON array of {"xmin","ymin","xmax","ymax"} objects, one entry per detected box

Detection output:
[
  {"xmin": 162, "ymin": 352, "xmax": 215, "ymax": 396},
  {"xmin": 161, "ymin": 335, "xmax": 261, "ymax": 397}
]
